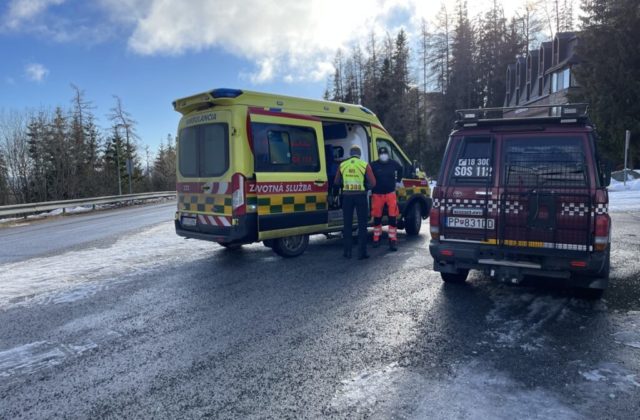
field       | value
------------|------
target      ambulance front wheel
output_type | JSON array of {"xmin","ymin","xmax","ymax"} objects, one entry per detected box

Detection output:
[
  {"xmin": 273, "ymin": 235, "xmax": 309, "ymax": 258},
  {"xmin": 404, "ymin": 203, "xmax": 423, "ymax": 236}
]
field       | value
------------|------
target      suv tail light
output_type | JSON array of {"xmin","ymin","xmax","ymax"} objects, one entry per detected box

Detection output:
[
  {"xmin": 430, "ymin": 206, "xmax": 440, "ymax": 240},
  {"xmin": 594, "ymin": 214, "xmax": 610, "ymax": 251},
  {"xmin": 232, "ymin": 173, "xmax": 246, "ymax": 217}
]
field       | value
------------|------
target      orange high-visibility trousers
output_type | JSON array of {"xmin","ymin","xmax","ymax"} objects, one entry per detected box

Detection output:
[
  {"xmin": 371, "ymin": 192, "xmax": 399, "ymax": 242},
  {"xmin": 371, "ymin": 192, "xmax": 399, "ymax": 218}
]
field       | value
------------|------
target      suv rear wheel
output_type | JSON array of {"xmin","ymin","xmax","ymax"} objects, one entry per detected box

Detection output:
[
  {"xmin": 273, "ymin": 234, "xmax": 309, "ymax": 258},
  {"xmin": 404, "ymin": 203, "xmax": 422, "ymax": 236},
  {"xmin": 441, "ymin": 270, "xmax": 469, "ymax": 283}
]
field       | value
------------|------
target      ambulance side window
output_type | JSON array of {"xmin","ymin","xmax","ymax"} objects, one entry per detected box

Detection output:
[
  {"xmin": 253, "ymin": 123, "xmax": 320, "ymax": 172},
  {"xmin": 376, "ymin": 139, "xmax": 413, "ymax": 178}
]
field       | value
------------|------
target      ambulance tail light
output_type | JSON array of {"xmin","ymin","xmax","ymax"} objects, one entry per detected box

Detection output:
[
  {"xmin": 430, "ymin": 206, "xmax": 440, "ymax": 240},
  {"xmin": 594, "ymin": 213, "xmax": 610, "ymax": 251},
  {"xmin": 232, "ymin": 173, "xmax": 246, "ymax": 217}
]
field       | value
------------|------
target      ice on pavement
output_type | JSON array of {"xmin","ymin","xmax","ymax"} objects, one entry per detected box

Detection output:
[
  {"xmin": 0, "ymin": 222, "xmax": 212, "ymax": 309},
  {"xmin": 331, "ymin": 361, "xmax": 582, "ymax": 419},
  {"xmin": 0, "ymin": 339, "xmax": 102, "ymax": 378}
]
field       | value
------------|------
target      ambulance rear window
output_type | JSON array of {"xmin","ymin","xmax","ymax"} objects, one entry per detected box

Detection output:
[{"xmin": 178, "ymin": 123, "xmax": 228, "ymax": 178}]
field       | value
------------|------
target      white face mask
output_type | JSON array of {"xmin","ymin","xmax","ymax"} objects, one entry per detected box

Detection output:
[{"xmin": 380, "ymin": 154, "xmax": 389, "ymax": 162}]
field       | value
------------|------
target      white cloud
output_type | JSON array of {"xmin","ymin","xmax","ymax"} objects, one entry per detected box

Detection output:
[
  {"xmin": 2, "ymin": 0, "xmax": 65, "ymax": 29},
  {"xmin": 109, "ymin": 0, "xmax": 408, "ymax": 83},
  {"xmin": 24, "ymin": 63, "xmax": 49, "ymax": 82}
]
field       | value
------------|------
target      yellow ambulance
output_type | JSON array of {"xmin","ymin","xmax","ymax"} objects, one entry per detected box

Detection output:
[{"xmin": 173, "ymin": 88, "xmax": 431, "ymax": 257}]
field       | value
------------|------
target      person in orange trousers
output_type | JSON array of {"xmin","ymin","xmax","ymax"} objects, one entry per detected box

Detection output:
[{"xmin": 370, "ymin": 146, "xmax": 404, "ymax": 251}]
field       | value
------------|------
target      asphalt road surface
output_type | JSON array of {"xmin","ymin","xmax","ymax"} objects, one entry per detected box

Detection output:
[
  {"xmin": 0, "ymin": 201, "xmax": 177, "ymax": 264},
  {"xmin": 0, "ymin": 205, "xmax": 638, "ymax": 419}
]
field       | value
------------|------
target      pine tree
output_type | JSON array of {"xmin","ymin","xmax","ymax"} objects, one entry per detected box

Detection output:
[
  {"xmin": 572, "ymin": 0, "xmax": 640, "ymax": 166},
  {"xmin": 330, "ymin": 50, "xmax": 345, "ymax": 101},
  {"xmin": 430, "ymin": 3, "xmax": 452, "ymax": 94},
  {"xmin": 103, "ymin": 126, "xmax": 126, "ymax": 195},
  {"xmin": 35, "ymin": 106, "xmax": 71, "ymax": 201},
  {"xmin": 152, "ymin": 134, "xmax": 177, "ymax": 191},
  {"xmin": 448, "ymin": 0, "xmax": 478, "ymax": 110},
  {"xmin": 26, "ymin": 111, "xmax": 49, "ymax": 202}
]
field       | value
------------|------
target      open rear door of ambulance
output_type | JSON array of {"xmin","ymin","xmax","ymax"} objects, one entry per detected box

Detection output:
[{"xmin": 248, "ymin": 107, "xmax": 329, "ymax": 242}]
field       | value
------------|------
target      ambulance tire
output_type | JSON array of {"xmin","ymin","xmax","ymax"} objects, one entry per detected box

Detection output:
[
  {"xmin": 263, "ymin": 239, "xmax": 275, "ymax": 248},
  {"xmin": 273, "ymin": 235, "xmax": 309, "ymax": 258},
  {"xmin": 404, "ymin": 203, "xmax": 422, "ymax": 236}
]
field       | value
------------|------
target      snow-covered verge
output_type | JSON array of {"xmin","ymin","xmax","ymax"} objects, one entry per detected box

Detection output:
[
  {"xmin": 0, "ymin": 197, "xmax": 174, "ymax": 225},
  {"xmin": 0, "ymin": 223, "xmax": 212, "ymax": 309},
  {"xmin": 608, "ymin": 178, "xmax": 640, "ymax": 212},
  {"xmin": 0, "ymin": 206, "xmax": 92, "ymax": 225}
]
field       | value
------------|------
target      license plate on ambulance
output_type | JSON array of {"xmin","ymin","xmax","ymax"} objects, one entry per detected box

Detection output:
[
  {"xmin": 446, "ymin": 217, "xmax": 494, "ymax": 230},
  {"xmin": 181, "ymin": 216, "xmax": 197, "ymax": 227}
]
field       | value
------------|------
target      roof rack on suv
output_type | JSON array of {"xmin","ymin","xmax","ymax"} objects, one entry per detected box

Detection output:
[{"xmin": 455, "ymin": 103, "xmax": 589, "ymax": 128}]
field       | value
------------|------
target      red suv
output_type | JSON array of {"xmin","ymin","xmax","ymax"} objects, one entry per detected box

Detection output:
[{"xmin": 429, "ymin": 105, "xmax": 612, "ymax": 298}]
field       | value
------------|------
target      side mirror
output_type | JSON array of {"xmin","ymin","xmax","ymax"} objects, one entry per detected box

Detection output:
[{"xmin": 600, "ymin": 161, "xmax": 612, "ymax": 187}]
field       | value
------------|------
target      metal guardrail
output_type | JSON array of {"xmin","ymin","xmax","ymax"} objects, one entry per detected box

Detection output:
[{"xmin": 0, "ymin": 191, "xmax": 176, "ymax": 218}]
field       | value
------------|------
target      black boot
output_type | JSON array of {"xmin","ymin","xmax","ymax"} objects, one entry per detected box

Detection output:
[
  {"xmin": 373, "ymin": 240, "xmax": 380, "ymax": 248},
  {"xmin": 389, "ymin": 240, "xmax": 398, "ymax": 252},
  {"xmin": 343, "ymin": 249, "xmax": 352, "ymax": 259},
  {"xmin": 358, "ymin": 253, "xmax": 370, "ymax": 260}
]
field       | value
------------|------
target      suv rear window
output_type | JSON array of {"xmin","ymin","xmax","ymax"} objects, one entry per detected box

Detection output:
[
  {"xmin": 179, "ymin": 123, "xmax": 228, "ymax": 178},
  {"xmin": 449, "ymin": 137, "xmax": 493, "ymax": 185},
  {"xmin": 504, "ymin": 137, "xmax": 587, "ymax": 187}
]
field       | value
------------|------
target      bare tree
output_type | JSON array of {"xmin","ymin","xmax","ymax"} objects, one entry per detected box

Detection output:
[
  {"xmin": 109, "ymin": 96, "xmax": 138, "ymax": 194},
  {"xmin": 0, "ymin": 110, "xmax": 31, "ymax": 203}
]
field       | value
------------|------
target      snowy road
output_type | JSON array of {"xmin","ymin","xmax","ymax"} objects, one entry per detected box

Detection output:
[
  {"xmin": 0, "ymin": 202, "xmax": 176, "ymax": 264},
  {"xmin": 0, "ymin": 208, "xmax": 639, "ymax": 418}
]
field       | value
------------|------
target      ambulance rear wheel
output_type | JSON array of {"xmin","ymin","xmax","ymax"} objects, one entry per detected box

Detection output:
[
  {"xmin": 404, "ymin": 203, "xmax": 422, "ymax": 236},
  {"xmin": 273, "ymin": 235, "xmax": 309, "ymax": 258},
  {"xmin": 263, "ymin": 239, "xmax": 275, "ymax": 248}
]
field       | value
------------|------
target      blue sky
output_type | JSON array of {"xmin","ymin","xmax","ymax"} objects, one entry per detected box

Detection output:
[{"xmin": 0, "ymin": 0, "xmax": 547, "ymax": 154}]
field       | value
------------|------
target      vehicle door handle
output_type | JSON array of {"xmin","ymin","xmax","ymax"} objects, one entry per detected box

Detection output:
[
  {"xmin": 475, "ymin": 191, "xmax": 490, "ymax": 195},
  {"xmin": 314, "ymin": 180, "xmax": 325, "ymax": 186}
]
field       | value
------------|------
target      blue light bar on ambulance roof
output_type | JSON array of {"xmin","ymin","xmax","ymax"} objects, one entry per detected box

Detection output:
[
  {"xmin": 360, "ymin": 106, "xmax": 374, "ymax": 115},
  {"xmin": 209, "ymin": 88, "xmax": 243, "ymax": 98}
]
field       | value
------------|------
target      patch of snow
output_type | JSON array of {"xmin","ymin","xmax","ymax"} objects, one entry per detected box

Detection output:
[
  {"xmin": 612, "ymin": 311, "xmax": 640, "ymax": 350},
  {"xmin": 0, "ymin": 339, "xmax": 98, "ymax": 378},
  {"xmin": 608, "ymin": 177, "xmax": 640, "ymax": 213},
  {"xmin": 608, "ymin": 188, "xmax": 640, "ymax": 212},
  {"xmin": 577, "ymin": 362, "xmax": 640, "ymax": 395},
  {"xmin": 581, "ymin": 369, "xmax": 606, "ymax": 382},
  {"xmin": 0, "ymin": 217, "xmax": 21, "ymax": 224},
  {"xmin": 484, "ymin": 290, "xmax": 570, "ymax": 350},
  {"xmin": 331, "ymin": 361, "xmax": 581, "ymax": 419},
  {"xmin": 0, "ymin": 222, "xmax": 212, "ymax": 309}
]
